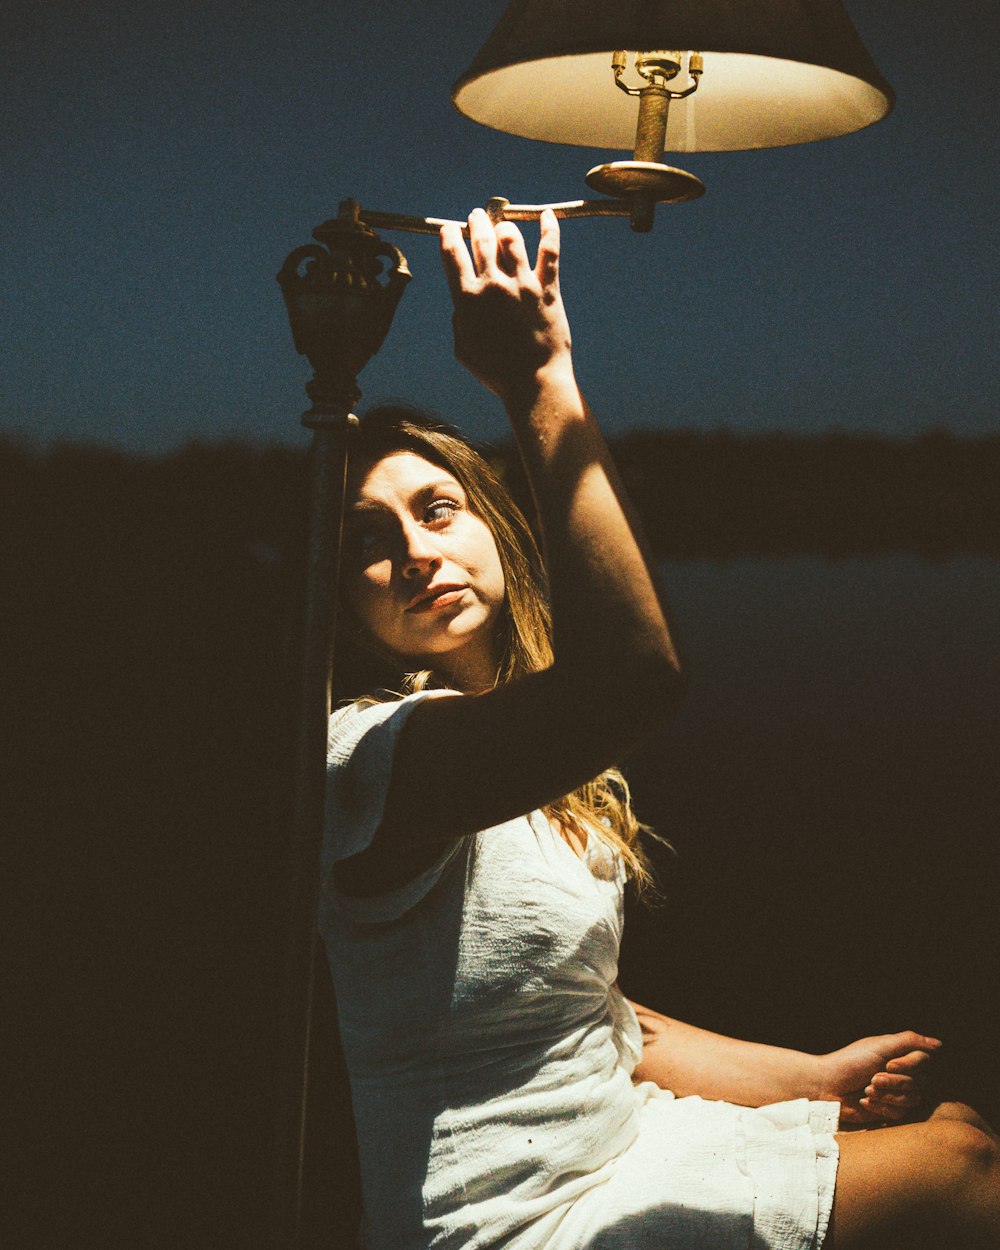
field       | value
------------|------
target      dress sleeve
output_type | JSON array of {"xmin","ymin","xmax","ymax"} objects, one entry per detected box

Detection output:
[{"xmin": 320, "ymin": 690, "xmax": 466, "ymax": 923}]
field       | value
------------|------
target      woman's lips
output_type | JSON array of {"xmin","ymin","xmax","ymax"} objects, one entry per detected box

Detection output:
[{"xmin": 407, "ymin": 586, "xmax": 467, "ymax": 613}]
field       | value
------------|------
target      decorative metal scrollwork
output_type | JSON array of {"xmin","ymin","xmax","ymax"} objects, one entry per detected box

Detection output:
[{"xmin": 277, "ymin": 198, "xmax": 412, "ymax": 419}]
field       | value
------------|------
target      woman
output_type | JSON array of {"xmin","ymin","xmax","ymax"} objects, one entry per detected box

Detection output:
[{"xmin": 319, "ymin": 208, "xmax": 1000, "ymax": 1250}]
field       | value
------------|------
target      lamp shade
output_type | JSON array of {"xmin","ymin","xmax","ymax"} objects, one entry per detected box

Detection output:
[{"xmin": 453, "ymin": 0, "xmax": 894, "ymax": 153}]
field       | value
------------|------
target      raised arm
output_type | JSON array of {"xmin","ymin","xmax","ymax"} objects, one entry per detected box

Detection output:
[
  {"xmin": 445, "ymin": 211, "xmax": 681, "ymax": 712},
  {"xmin": 356, "ymin": 209, "xmax": 683, "ymax": 857}
]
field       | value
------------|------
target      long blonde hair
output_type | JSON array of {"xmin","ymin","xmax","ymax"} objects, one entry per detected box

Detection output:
[{"xmin": 337, "ymin": 406, "xmax": 663, "ymax": 896}]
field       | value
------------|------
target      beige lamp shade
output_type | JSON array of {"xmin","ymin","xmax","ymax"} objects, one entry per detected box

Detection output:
[{"xmin": 453, "ymin": 0, "xmax": 895, "ymax": 153}]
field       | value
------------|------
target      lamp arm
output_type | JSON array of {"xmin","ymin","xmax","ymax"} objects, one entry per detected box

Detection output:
[{"xmin": 356, "ymin": 196, "xmax": 632, "ymax": 236}]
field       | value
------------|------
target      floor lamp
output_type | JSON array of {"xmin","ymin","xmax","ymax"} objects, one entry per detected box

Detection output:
[{"xmin": 272, "ymin": 2, "xmax": 894, "ymax": 1244}]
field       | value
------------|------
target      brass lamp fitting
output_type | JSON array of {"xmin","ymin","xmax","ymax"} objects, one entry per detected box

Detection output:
[
  {"xmin": 588, "ymin": 49, "xmax": 705, "ymax": 231},
  {"xmin": 277, "ymin": 199, "xmax": 412, "ymax": 422}
]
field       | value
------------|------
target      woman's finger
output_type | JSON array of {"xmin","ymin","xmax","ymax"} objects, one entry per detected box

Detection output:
[
  {"xmin": 859, "ymin": 1097, "xmax": 910, "ymax": 1122},
  {"xmin": 495, "ymin": 221, "xmax": 530, "ymax": 279},
  {"xmin": 885, "ymin": 1049, "xmax": 937, "ymax": 1075},
  {"xmin": 883, "ymin": 1033, "xmax": 942, "ymax": 1057},
  {"xmin": 440, "ymin": 222, "xmax": 475, "ymax": 300},
  {"xmin": 535, "ymin": 208, "xmax": 560, "ymax": 288},
  {"xmin": 869, "ymin": 1073, "xmax": 917, "ymax": 1094},
  {"xmin": 468, "ymin": 207, "xmax": 499, "ymax": 276},
  {"xmin": 865, "ymin": 1086, "xmax": 920, "ymax": 1106}
]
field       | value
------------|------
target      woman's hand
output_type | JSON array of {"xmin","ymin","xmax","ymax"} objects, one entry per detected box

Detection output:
[
  {"xmin": 816, "ymin": 1031, "xmax": 942, "ymax": 1127},
  {"xmin": 439, "ymin": 207, "xmax": 573, "ymax": 408}
]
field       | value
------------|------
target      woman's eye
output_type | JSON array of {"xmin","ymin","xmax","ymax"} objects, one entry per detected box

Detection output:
[{"xmin": 425, "ymin": 498, "xmax": 460, "ymax": 524}]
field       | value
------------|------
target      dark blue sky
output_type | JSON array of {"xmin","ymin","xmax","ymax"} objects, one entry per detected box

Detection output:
[{"xmin": 2, "ymin": 0, "xmax": 996, "ymax": 453}]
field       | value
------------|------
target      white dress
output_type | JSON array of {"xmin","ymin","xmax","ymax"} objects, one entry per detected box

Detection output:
[{"xmin": 320, "ymin": 693, "xmax": 839, "ymax": 1250}]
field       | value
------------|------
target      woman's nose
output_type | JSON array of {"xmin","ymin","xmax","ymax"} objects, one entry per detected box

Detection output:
[{"xmin": 400, "ymin": 522, "xmax": 442, "ymax": 578}]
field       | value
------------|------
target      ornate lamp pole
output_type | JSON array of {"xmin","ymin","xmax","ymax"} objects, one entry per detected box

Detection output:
[{"xmin": 271, "ymin": 201, "xmax": 410, "ymax": 1245}]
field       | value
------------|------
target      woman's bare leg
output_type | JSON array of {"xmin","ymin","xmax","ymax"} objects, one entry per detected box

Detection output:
[{"xmin": 826, "ymin": 1102, "xmax": 1000, "ymax": 1249}]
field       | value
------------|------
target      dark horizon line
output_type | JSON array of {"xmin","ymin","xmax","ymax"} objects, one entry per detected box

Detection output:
[
  {"xmin": 2, "ymin": 424, "xmax": 1000, "ymax": 464},
  {"xmin": 5, "ymin": 426, "xmax": 1000, "ymax": 560}
]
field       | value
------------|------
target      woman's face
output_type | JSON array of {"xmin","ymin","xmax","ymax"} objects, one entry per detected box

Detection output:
[{"xmin": 344, "ymin": 451, "xmax": 506, "ymax": 691}]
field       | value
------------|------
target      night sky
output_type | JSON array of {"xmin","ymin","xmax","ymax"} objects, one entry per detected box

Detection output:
[{"xmin": 2, "ymin": 0, "xmax": 997, "ymax": 454}]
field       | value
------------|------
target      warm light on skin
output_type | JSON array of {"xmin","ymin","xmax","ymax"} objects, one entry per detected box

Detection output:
[{"xmin": 344, "ymin": 451, "xmax": 507, "ymax": 693}]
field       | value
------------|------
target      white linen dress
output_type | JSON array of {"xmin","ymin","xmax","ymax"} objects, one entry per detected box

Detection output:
[{"xmin": 319, "ymin": 693, "xmax": 840, "ymax": 1250}]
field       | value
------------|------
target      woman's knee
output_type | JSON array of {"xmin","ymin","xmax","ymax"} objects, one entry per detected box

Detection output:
[
  {"xmin": 920, "ymin": 1116, "xmax": 1000, "ymax": 1244},
  {"xmin": 830, "ymin": 1116, "xmax": 1000, "ymax": 1249},
  {"xmin": 933, "ymin": 1116, "xmax": 1000, "ymax": 1186},
  {"xmin": 929, "ymin": 1100, "xmax": 998, "ymax": 1139}
]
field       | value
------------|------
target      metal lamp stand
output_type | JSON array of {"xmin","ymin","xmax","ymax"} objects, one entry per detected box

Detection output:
[{"xmin": 273, "ymin": 202, "xmax": 410, "ymax": 1247}]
